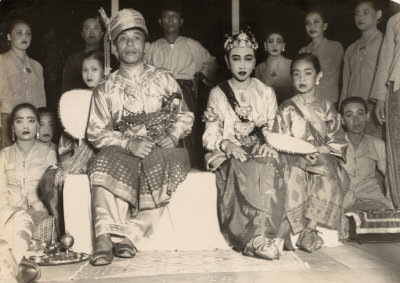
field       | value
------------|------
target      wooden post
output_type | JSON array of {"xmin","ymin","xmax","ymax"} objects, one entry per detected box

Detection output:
[
  {"xmin": 232, "ymin": 0, "xmax": 240, "ymax": 34},
  {"xmin": 111, "ymin": 0, "xmax": 119, "ymax": 17}
]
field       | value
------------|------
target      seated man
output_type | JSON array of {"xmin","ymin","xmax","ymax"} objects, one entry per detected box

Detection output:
[
  {"xmin": 87, "ymin": 8, "xmax": 194, "ymax": 266},
  {"xmin": 341, "ymin": 96, "xmax": 394, "ymax": 211}
]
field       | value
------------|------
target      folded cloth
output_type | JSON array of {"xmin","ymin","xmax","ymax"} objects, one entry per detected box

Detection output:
[{"xmin": 345, "ymin": 209, "xmax": 400, "ymax": 242}]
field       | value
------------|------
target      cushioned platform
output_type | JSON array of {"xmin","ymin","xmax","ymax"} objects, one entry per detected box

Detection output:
[{"xmin": 138, "ymin": 171, "xmax": 230, "ymax": 251}]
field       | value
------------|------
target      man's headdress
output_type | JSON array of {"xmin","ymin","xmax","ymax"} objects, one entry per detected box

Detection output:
[
  {"xmin": 98, "ymin": 8, "xmax": 148, "ymax": 76},
  {"xmin": 224, "ymin": 27, "xmax": 258, "ymax": 52}
]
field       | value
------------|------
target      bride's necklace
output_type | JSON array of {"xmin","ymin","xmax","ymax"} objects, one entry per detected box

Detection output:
[{"xmin": 230, "ymin": 79, "xmax": 251, "ymax": 104}]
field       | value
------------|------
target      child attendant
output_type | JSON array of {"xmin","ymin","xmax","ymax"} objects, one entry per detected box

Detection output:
[
  {"xmin": 341, "ymin": 96, "xmax": 393, "ymax": 210},
  {"xmin": 37, "ymin": 108, "xmax": 57, "ymax": 151},
  {"xmin": 203, "ymin": 29, "xmax": 287, "ymax": 260},
  {"xmin": 255, "ymin": 28, "xmax": 292, "ymax": 104},
  {"xmin": 340, "ymin": 0, "xmax": 383, "ymax": 138},
  {"xmin": 299, "ymin": 6, "xmax": 344, "ymax": 104},
  {"xmin": 276, "ymin": 53, "xmax": 348, "ymax": 253}
]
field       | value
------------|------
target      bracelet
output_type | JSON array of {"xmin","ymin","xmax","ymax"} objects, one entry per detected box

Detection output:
[
  {"xmin": 125, "ymin": 139, "xmax": 132, "ymax": 153},
  {"xmin": 219, "ymin": 139, "xmax": 230, "ymax": 152}
]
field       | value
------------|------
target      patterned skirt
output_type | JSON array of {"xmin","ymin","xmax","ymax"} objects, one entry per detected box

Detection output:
[
  {"xmin": 215, "ymin": 156, "xmax": 287, "ymax": 250},
  {"xmin": 89, "ymin": 146, "xmax": 190, "ymax": 215}
]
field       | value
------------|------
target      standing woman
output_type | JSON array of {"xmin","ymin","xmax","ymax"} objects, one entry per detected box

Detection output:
[
  {"xmin": 0, "ymin": 19, "xmax": 46, "ymax": 149},
  {"xmin": 299, "ymin": 6, "xmax": 344, "ymax": 105},
  {"xmin": 371, "ymin": 0, "xmax": 400, "ymax": 208},
  {"xmin": 255, "ymin": 28, "xmax": 293, "ymax": 105}
]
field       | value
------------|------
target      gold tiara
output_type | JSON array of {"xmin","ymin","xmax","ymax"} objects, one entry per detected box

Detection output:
[{"xmin": 224, "ymin": 28, "xmax": 258, "ymax": 52}]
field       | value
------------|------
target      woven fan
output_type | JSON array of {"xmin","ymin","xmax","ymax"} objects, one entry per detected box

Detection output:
[
  {"xmin": 266, "ymin": 133, "xmax": 318, "ymax": 155},
  {"xmin": 58, "ymin": 89, "xmax": 93, "ymax": 140}
]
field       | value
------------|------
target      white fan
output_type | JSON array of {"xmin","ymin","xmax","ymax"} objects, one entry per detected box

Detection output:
[
  {"xmin": 266, "ymin": 133, "xmax": 318, "ymax": 155},
  {"xmin": 58, "ymin": 89, "xmax": 93, "ymax": 140}
]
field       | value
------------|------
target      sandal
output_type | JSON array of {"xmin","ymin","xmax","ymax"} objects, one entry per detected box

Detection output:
[
  {"xmin": 90, "ymin": 250, "xmax": 113, "ymax": 266},
  {"xmin": 296, "ymin": 228, "xmax": 324, "ymax": 253},
  {"xmin": 113, "ymin": 238, "xmax": 136, "ymax": 258},
  {"xmin": 243, "ymin": 235, "xmax": 280, "ymax": 260}
]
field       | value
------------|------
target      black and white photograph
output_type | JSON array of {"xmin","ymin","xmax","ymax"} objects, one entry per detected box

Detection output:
[{"xmin": 0, "ymin": 0, "xmax": 400, "ymax": 282}]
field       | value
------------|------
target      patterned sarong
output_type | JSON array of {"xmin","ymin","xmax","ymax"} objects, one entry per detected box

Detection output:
[{"xmin": 89, "ymin": 146, "xmax": 190, "ymax": 215}]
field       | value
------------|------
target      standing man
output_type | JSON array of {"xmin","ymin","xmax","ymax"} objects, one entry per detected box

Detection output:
[
  {"xmin": 87, "ymin": 8, "xmax": 193, "ymax": 266},
  {"xmin": 145, "ymin": 1, "xmax": 217, "ymax": 169},
  {"xmin": 62, "ymin": 16, "xmax": 104, "ymax": 92}
]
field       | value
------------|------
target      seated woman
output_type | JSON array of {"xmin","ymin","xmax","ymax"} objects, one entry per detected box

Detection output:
[
  {"xmin": 341, "ymin": 96, "xmax": 394, "ymax": 211},
  {"xmin": 203, "ymin": 28, "xmax": 287, "ymax": 260},
  {"xmin": 0, "ymin": 103, "xmax": 57, "ymax": 281},
  {"xmin": 275, "ymin": 53, "xmax": 348, "ymax": 253},
  {"xmin": 0, "ymin": 103, "xmax": 57, "ymax": 213}
]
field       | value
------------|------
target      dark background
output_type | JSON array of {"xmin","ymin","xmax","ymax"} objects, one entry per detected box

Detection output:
[{"xmin": 0, "ymin": 0, "xmax": 393, "ymax": 113}]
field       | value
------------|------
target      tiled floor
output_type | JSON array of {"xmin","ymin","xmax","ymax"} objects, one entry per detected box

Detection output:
[{"xmin": 38, "ymin": 242, "xmax": 400, "ymax": 283}]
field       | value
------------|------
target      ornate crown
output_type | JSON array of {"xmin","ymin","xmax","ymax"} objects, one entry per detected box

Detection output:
[{"xmin": 224, "ymin": 27, "xmax": 258, "ymax": 52}]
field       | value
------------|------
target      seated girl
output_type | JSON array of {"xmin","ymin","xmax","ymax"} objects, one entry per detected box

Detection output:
[
  {"xmin": 37, "ymin": 107, "xmax": 57, "ymax": 151},
  {"xmin": 203, "ymin": 28, "xmax": 287, "ymax": 260},
  {"xmin": 341, "ymin": 96, "xmax": 394, "ymax": 211},
  {"xmin": 275, "ymin": 53, "xmax": 348, "ymax": 253}
]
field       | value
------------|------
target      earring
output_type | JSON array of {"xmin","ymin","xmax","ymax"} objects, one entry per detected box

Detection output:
[
  {"xmin": 315, "ymin": 80, "xmax": 320, "ymax": 86},
  {"xmin": 11, "ymin": 130, "xmax": 15, "ymax": 142},
  {"xmin": 36, "ymin": 131, "xmax": 39, "ymax": 139},
  {"xmin": 282, "ymin": 47, "xmax": 285, "ymax": 52}
]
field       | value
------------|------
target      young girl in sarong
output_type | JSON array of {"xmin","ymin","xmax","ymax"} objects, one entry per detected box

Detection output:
[
  {"xmin": 255, "ymin": 28, "xmax": 292, "ymax": 105},
  {"xmin": 299, "ymin": 6, "xmax": 344, "ymax": 105},
  {"xmin": 275, "ymin": 53, "xmax": 348, "ymax": 253},
  {"xmin": 203, "ymin": 28, "xmax": 287, "ymax": 260}
]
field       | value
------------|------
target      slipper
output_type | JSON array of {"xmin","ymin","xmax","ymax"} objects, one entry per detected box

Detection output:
[
  {"xmin": 113, "ymin": 241, "xmax": 136, "ymax": 258},
  {"xmin": 89, "ymin": 250, "xmax": 113, "ymax": 266}
]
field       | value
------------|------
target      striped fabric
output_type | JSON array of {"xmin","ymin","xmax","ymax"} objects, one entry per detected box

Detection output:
[{"xmin": 345, "ymin": 209, "xmax": 400, "ymax": 234}]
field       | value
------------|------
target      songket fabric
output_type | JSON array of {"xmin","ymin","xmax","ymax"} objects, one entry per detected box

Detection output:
[
  {"xmin": 275, "ymin": 95, "xmax": 348, "ymax": 234},
  {"xmin": 370, "ymin": 12, "xmax": 400, "ymax": 208},
  {"xmin": 299, "ymin": 38, "xmax": 344, "ymax": 104},
  {"xmin": 255, "ymin": 56, "xmax": 293, "ymax": 104},
  {"xmin": 87, "ymin": 63, "xmax": 193, "ymax": 243},
  {"xmin": 342, "ymin": 134, "xmax": 393, "ymax": 211},
  {"xmin": 203, "ymin": 78, "xmax": 287, "ymax": 250}
]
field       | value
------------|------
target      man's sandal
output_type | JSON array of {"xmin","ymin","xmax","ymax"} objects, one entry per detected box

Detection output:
[
  {"xmin": 89, "ymin": 250, "xmax": 113, "ymax": 266},
  {"xmin": 113, "ymin": 239, "xmax": 136, "ymax": 258}
]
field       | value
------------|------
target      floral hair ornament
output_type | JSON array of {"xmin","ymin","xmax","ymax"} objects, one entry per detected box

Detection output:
[{"xmin": 224, "ymin": 27, "xmax": 259, "ymax": 52}]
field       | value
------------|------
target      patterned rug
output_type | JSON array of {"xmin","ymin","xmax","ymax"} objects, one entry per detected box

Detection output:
[{"xmin": 69, "ymin": 249, "xmax": 308, "ymax": 280}]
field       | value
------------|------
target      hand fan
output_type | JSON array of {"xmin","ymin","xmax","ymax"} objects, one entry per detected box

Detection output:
[
  {"xmin": 266, "ymin": 133, "xmax": 318, "ymax": 155},
  {"xmin": 58, "ymin": 89, "xmax": 93, "ymax": 140}
]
